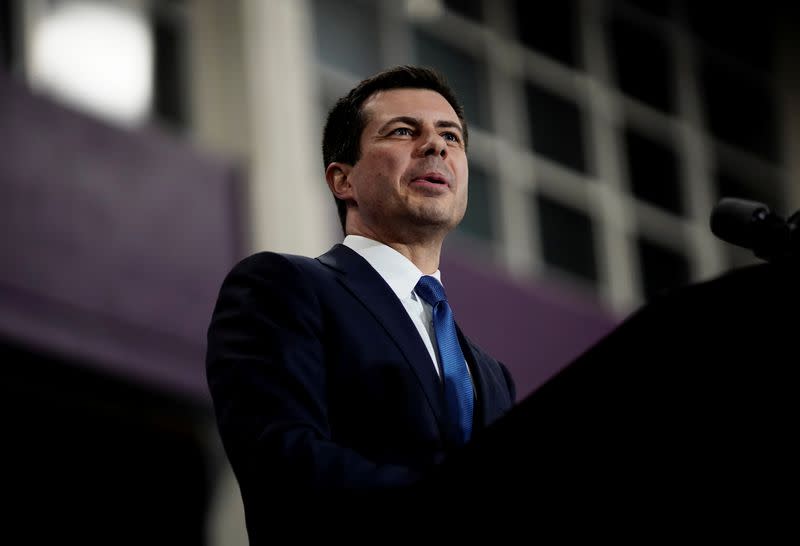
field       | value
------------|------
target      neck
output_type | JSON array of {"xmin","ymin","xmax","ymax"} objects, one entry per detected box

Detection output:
[
  {"xmin": 348, "ymin": 227, "xmax": 446, "ymax": 274},
  {"xmin": 385, "ymin": 241, "xmax": 443, "ymax": 274}
]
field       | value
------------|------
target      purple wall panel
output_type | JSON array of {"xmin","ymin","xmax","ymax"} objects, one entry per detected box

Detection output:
[
  {"xmin": 442, "ymin": 249, "xmax": 620, "ymax": 399},
  {"xmin": 0, "ymin": 74, "xmax": 244, "ymax": 400}
]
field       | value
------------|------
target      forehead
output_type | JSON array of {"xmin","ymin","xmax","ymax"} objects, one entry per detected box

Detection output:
[{"xmin": 361, "ymin": 88, "xmax": 460, "ymax": 125}]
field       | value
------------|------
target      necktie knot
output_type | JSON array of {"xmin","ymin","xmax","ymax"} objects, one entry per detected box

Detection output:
[{"xmin": 415, "ymin": 275, "xmax": 446, "ymax": 306}]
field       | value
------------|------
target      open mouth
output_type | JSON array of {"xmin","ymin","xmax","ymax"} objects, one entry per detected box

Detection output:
[{"xmin": 414, "ymin": 173, "xmax": 448, "ymax": 186}]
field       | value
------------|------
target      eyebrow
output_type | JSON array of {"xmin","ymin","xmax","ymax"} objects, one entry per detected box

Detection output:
[{"xmin": 378, "ymin": 116, "xmax": 464, "ymax": 136}]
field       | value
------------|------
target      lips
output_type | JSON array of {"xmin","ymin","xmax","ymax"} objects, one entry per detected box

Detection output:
[{"xmin": 411, "ymin": 172, "xmax": 450, "ymax": 186}]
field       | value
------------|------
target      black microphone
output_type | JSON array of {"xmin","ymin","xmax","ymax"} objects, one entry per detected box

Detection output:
[{"xmin": 710, "ymin": 197, "xmax": 799, "ymax": 264}]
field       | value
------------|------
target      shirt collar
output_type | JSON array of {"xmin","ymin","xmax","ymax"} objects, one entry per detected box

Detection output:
[{"xmin": 342, "ymin": 235, "xmax": 442, "ymax": 301}]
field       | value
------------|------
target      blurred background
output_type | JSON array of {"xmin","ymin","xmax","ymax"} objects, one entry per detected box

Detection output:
[{"xmin": 2, "ymin": 0, "xmax": 798, "ymax": 543}]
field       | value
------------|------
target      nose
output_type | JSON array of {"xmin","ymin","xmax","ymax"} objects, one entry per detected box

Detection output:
[{"xmin": 418, "ymin": 129, "xmax": 447, "ymax": 159}]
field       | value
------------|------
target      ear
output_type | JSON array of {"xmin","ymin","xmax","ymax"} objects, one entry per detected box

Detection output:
[{"xmin": 325, "ymin": 162, "xmax": 355, "ymax": 202}]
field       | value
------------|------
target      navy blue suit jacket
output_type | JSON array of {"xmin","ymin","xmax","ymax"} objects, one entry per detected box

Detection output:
[{"xmin": 206, "ymin": 244, "xmax": 515, "ymax": 534}]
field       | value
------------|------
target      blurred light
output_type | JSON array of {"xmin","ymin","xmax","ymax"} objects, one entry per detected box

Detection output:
[
  {"xmin": 29, "ymin": 1, "xmax": 152, "ymax": 126},
  {"xmin": 405, "ymin": 0, "xmax": 444, "ymax": 21}
]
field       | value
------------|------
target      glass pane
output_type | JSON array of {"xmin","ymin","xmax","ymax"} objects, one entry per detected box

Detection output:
[
  {"xmin": 153, "ymin": 13, "xmax": 187, "ymax": 127},
  {"xmin": 609, "ymin": 15, "xmax": 673, "ymax": 112},
  {"xmin": 1, "ymin": 0, "xmax": 14, "ymax": 70},
  {"xmin": 458, "ymin": 163, "xmax": 494, "ymax": 241},
  {"xmin": 637, "ymin": 237, "xmax": 689, "ymax": 300},
  {"xmin": 622, "ymin": 0, "xmax": 675, "ymax": 18},
  {"xmin": 687, "ymin": 4, "xmax": 776, "ymax": 75},
  {"xmin": 312, "ymin": 0, "xmax": 380, "ymax": 78},
  {"xmin": 444, "ymin": 0, "xmax": 483, "ymax": 22},
  {"xmin": 536, "ymin": 193, "xmax": 597, "ymax": 282},
  {"xmin": 513, "ymin": 0, "xmax": 579, "ymax": 68},
  {"xmin": 525, "ymin": 82, "xmax": 587, "ymax": 173},
  {"xmin": 700, "ymin": 59, "xmax": 778, "ymax": 162},
  {"xmin": 624, "ymin": 129, "xmax": 682, "ymax": 214},
  {"xmin": 413, "ymin": 29, "xmax": 490, "ymax": 130}
]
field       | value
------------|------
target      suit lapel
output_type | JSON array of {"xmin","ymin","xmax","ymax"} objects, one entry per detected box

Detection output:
[{"xmin": 317, "ymin": 245, "xmax": 448, "ymax": 432}]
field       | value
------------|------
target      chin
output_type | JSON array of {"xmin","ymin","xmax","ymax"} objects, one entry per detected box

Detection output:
[
  {"xmin": 413, "ymin": 206, "xmax": 459, "ymax": 224},
  {"xmin": 410, "ymin": 216, "xmax": 458, "ymax": 233}
]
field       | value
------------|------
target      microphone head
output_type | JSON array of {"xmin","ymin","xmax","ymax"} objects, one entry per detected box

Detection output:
[{"xmin": 710, "ymin": 197, "xmax": 771, "ymax": 249}]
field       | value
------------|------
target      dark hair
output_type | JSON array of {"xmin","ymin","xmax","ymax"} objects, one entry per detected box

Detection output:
[{"xmin": 322, "ymin": 65, "xmax": 469, "ymax": 232}]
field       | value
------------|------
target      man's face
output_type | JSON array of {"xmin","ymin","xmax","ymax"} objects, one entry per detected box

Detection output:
[{"xmin": 329, "ymin": 88, "xmax": 468, "ymax": 241}]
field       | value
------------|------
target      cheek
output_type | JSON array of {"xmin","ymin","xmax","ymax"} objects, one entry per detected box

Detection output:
[
  {"xmin": 459, "ymin": 185, "xmax": 469, "ymax": 210},
  {"xmin": 378, "ymin": 155, "xmax": 405, "ymax": 179},
  {"xmin": 455, "ymin": 157, "xmax": 468, "ymax": 181},
  {"xmin": 361, "ymin": 153, "xmax": 402, "ymax": 182},
  {"xmin": 458, "ymin": 165, "xmax": 469, "ymax": 194},
  {"xmin": 458, "ymin": 166, "xmax": 470, "ymax": 209}
]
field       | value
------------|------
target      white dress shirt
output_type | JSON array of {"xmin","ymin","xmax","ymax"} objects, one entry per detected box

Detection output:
[{"xmin": 343, "ymin": 235, "xmax": 445, "ymax": 377}]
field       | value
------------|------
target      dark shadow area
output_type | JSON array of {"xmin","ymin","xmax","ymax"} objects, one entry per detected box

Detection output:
[
  {"xmin": 421, "ymin": 261, "xmax": 799, "ymax": 533},
  {"xmin": 3, "ymin": 338, "xmax": 213, "ymax": 545}
]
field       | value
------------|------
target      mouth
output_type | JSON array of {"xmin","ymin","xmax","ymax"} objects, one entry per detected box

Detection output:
[{"xmin": 411, "ymin": 172, "xmax": 450, "ymax": 187}]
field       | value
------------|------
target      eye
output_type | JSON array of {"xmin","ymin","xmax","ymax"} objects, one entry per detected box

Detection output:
[
  {"xmin": 391, "ymin": 127, "xmax": 413, "ymax": 136},
  {"xmin": 442, "ymin": 131, "xmax": 461, "ymax": 143}
]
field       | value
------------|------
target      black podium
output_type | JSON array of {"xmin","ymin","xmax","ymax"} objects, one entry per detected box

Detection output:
[{"xmin": 421, "ymin": 262, "xmax": 798, "ymax": 529}]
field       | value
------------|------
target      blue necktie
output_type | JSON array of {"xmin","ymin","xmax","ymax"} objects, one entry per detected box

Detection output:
[{"xmin": 415, "ymin": 275, "xmax": 474, "ymax": 445}]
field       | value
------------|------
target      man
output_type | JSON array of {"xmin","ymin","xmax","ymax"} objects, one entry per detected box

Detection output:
[{"xmin": 206, "ymin": 66, "xmax": 516, "ymax": 538}]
